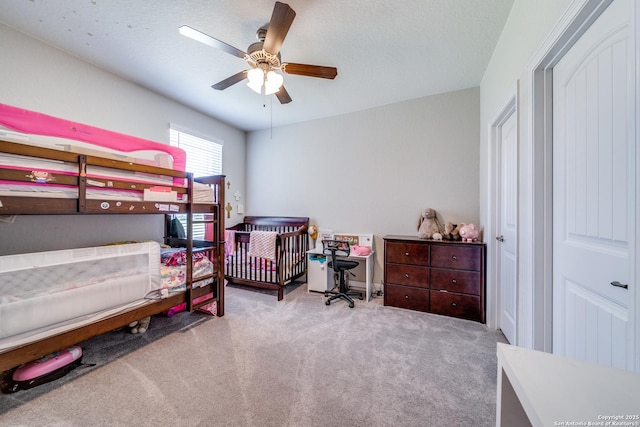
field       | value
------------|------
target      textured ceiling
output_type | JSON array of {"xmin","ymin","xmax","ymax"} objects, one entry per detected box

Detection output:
[{"xmin": 0, "ymin": 0, "xmax": 514, "ymax": 132}]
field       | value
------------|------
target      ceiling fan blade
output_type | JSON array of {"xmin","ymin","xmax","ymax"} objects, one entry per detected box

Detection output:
[
  {"xmin": 282, "ymin": 63, "xmax": 338, "ymax": 79},
  {"xmin": 275, "ymin": 85, "xmax": 292, "ymax": 104},
  {"xmin": 212, "ymin": 70, "xmax": 249, "ymax": 90},
  {"xmin": 263, "ymin": 2, "xmax": 296, "ymax": 55},
  {"xmin": 179, "ymin": 25, "xmax": 247, "ymax": 59}
]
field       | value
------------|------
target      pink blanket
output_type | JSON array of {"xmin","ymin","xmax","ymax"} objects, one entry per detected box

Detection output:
[
  {"xmin": 248, "ymin": 231, "xmax": 278, "ymax": 261},
  {"xmin": 0, "ymin": 103, "xmax": 186, "ymax": 185}
]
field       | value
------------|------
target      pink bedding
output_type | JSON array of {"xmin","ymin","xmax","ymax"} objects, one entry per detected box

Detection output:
[{"xmin": 0, "ymin": 103, "xmax": 186, "ymax": 185}]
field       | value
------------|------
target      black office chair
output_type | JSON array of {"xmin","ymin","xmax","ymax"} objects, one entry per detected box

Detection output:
[{"xmin": 322, "ymin": 239, "xmax": 363, "ymax": 308}]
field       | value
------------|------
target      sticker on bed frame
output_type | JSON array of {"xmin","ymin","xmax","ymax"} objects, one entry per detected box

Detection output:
[
  {"xmin": 153, "ymin": 203, "xmax": 180, "ymax": 212},
  {"xmin": 26, "ymin": 170, "xmax": 55, "ymax": 184},
  {"xmin": 87, "ymin": 179, "xmax": 105, "ymax": 187}
]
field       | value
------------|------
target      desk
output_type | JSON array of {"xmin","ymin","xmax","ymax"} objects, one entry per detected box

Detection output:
[
  {"xmin": 306, "ymin": 247, "xmax": 375, "ymax": 302},
  {"xmin": 496, "ymin": 343, "xmax": 640, "ymax": 426}
]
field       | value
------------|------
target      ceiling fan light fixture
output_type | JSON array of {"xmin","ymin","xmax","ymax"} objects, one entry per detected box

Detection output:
[
  {"xmin": 246, "ymin": 67, "xmax": 283, "ymax": 95},
  {"xmin": 264, "ymin": 70, "xmax": 283, "ymax": 95},
  {"xmin": 247, "ymin": 68, "xmax": 264, "ymax": 93}
]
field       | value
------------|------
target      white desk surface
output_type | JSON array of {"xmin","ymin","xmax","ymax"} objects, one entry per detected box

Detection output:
[{"xmin": 497, "ymin": 343, "xmax": 640, "ymax": 426}]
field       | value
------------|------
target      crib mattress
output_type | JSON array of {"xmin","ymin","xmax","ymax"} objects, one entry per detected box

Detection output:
[{"xmin": 0, "ymin": 242, "xmax": 161, "ymax": 352}]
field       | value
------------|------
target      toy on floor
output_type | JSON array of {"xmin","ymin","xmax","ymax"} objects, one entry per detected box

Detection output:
[
  {"xmin": 128, "ymin": 316, "xmax": 151, "ymax": 334},
  {"xmin": 1, "ymin": 346, "xmax": 84, "ymax": 393}
]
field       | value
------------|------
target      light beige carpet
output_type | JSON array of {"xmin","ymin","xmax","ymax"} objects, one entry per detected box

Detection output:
[{"xmin": 1, "ymin": 282, "xmax": 506, "ymax": 426}]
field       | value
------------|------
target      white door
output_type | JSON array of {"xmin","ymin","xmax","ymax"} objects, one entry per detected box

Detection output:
[
  {"xmin": 497, "ymin": 109, "xmax": 518, "ymax": 344},
  {"xmin": 552, "ymin": 0, "xmax": 635, "ymax": 369}
]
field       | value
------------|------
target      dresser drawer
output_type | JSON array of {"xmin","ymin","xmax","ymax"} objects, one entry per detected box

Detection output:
[
  {"xmin": 430, "ymin": 291, "xmax": 481, "ymax": 322},
  {"xmin": 385, "ymin": 284, "xmax": 429, "ymax": 312},
  {"xmin": 430, "ymin": 268, "xmax": 480, "ymax": 294},
  {"xmin": 386, "ymin": 264, "xmax": 429, "ymax": 288},
  {"xmin": 385, "ymin": 242, "xmax": 429, "ymax": 265},
  {"xmin": 430, "ymin": 245, "xmax": 482, "ymax": 271}
]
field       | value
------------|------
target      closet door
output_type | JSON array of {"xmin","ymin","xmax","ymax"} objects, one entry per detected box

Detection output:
[
  {"xmin": 497, "ymin": 108, "xmax": 518, "ymax": 345},
  {"xmin": 552, "ymin": 0, "xmax": 636, "ymax": 370}
]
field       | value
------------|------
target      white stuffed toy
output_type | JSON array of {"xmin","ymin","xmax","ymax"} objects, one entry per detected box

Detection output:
[
  {"xmin": 129, "ymin": 316, "xmax": 151, "ymax": 334},
  {"xmin": 417, "ymin": 208, "xmax": 444, "ymax": 239}
]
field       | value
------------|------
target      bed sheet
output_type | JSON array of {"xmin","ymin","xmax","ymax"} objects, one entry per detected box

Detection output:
[
  {"xmin": 225, "ymin": 251, "xmax": 303, "ymax": 279},
  {"xmin": 160, "ymin": 248, "xmax": 215, "ymax": 293}
]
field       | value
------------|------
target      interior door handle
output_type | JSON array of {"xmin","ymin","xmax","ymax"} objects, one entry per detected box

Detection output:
[
  {"xmin": 610, "ymin": 281, "xmax": 629, "ymax": 289},
  {"xmin": 496, "ymin": 235, "xmax": 504, "ymax": 242}
]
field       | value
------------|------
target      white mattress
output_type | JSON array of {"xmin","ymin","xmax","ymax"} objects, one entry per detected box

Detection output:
[
  {"xmin": 0, "ymin": 181, "xmax": 214, "ymax": 203},
  {"xmin": 0, "ymin": 131, "xmax": 216, "ymax": 203},
  {"xmin": 0, "ymin": 242, "xmax": 162, "ymax": 351}
]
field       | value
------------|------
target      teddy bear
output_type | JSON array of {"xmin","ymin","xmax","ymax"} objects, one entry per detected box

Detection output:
[
  {"xmin": 128, "ymin": 316, "xmax": 151, "ymax": 334},
  {"xmin": 443, "ymin": 221, "xmax": 461, "ymax": 241},
  {"xmin": 417, "ymin": 208, "xmax": 444, "ymax": 239}
]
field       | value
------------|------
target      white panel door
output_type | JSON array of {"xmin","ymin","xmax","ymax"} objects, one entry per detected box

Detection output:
[
  {"xmin": 498, "ymin": 110, "xmax": 518, "ymax": 344},
  {"xmin": 552, "ymin": 0, "xmax": 635, "ymax": 370}
]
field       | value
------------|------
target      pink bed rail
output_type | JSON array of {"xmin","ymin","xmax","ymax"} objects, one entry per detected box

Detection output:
[{"xmin": 0, "ymin": 103, "xmax": 186, "ymax": 185}]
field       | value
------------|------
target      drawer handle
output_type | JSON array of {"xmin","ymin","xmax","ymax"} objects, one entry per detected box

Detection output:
[
  {"xmin": 452, "ymin": 255, "xmax": 457, "ymax": 260},
  {"xmin": 405, "ymin": 252, "xmax": 410, "ymax": 256},
  {"xmin": 451, "ymin": 302, "xmax": 457, "ymax": 307},
  {"xmin": 451, "ymin": 279, "xmax": 457, "ymax": 284},
  {"xmin": 405, "ymin": 295, "xmax": 409, "ymax": 299},
  {"xmin": 405, "ymin": 273, "xmax": 410, "ymax": 278}
]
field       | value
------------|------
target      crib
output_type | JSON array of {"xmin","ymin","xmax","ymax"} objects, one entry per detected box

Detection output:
[{"xmin": 225, "ymin": 216, "xmax": 309, "ymax": 300}]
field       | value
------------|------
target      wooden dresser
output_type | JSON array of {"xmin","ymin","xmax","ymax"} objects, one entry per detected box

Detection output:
[{"xmin": 383, "ymin": 235, "xmax": 486, "ymax": 323}]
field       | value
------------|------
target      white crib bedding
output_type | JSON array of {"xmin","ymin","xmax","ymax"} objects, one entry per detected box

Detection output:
[
  {"xmin": 0, "ymin": 242, "xmax": 162, "ymax": 352},
  {"xmin": 225, "ymin": 251, "xmax": 303, "ymax": 280}
]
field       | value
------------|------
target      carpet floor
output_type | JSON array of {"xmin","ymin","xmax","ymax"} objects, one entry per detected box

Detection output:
[{"xmin": 0, "ymin": 282, "xmax": 507, "ymax": 426}]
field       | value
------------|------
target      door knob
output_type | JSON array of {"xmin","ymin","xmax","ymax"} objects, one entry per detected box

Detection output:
[
  {"xmin": 610, "ymin": 281, "xmax": 629, "ymax": 289},
  {"xmin": 496, "ymin": 235, "xmax": 504, "ymax": 242}
]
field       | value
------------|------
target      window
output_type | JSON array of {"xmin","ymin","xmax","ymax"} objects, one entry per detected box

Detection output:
[
  {"xmin": 169, "ymin": 127, "xmax": 222, "ymax": 176},
  {"xmin": 170, "ymin": 126, "xmax": 223, "ymax": 240}
]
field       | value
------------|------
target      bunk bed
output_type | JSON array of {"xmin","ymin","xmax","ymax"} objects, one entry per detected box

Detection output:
[
  {"xmin": 0, "ymin": 108, "xmax": 226, "ymax": 373},
  {"xmin": 225, "ymin": 216, "xmax": 309, "ymax": 301}
]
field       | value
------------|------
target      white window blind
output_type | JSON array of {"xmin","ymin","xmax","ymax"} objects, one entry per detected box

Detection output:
[
  {"xmin": 169, "ymin": 128, "xmax": 222, "ymax": 176},
  {"xmin": 170, "ymin": 127, "xmax": 223, "ymax": 240}
]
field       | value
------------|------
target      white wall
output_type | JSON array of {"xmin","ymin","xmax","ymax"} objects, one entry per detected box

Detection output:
[
  {"xmin": 247, "ymin": 87, "xmax": 481, "ymax": 288},
  {"xmin": 479, "ymin": 0, "xmax": 573, "ymax": 345},
  {"xmin": 0, "ymin": 24, "xmax": 246, "ymax": 255}
]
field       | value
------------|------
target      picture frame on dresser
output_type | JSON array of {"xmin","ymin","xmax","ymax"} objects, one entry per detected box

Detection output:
[{"xmin": 383, "ymin": 235, "xmax": 486, "ymax": 323}]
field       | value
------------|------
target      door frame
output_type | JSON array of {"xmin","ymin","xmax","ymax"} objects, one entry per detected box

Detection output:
[
  {"xmin": 526, "ymin": 0, "xmax": 638, "ymax": 356},
  {"xmin": 488, "ymin": 83, "xmax": 518, "ymax": 341}
]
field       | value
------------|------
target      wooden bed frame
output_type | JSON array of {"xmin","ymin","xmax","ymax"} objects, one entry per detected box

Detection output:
[
  {"xmin": 0, "ymin": 140, "xmax": 226, "ymax": 373},
  {"xmin": 225, "ymin": 216, "xmax": 309, "ymax": 301}
]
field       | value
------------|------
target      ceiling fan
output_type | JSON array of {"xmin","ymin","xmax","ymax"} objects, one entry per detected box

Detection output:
[{"xmin": 179, "ymin": 1, "xmax": 338, "ymax": 104}]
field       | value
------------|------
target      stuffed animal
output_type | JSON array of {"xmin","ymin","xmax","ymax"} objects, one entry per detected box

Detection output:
[
  {"xmin": 417, "ymin": 208, "xmax": 444, "ymax": 239},
  {"xmin": 458, "ymin": 223, "xmax": 479, "ymax": 242},
  {"xmin": 443, "ymin": 221, "xmax": 461, "ymax": 241},
  {"xmin": 129, "ymin": 316, "xmax": 151, "ymax": 334}
]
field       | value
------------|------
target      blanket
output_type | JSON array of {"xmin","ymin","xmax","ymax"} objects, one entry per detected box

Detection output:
[{"xmin": 248, "ymin": 231, "xmax": 278, "ymax": 261}]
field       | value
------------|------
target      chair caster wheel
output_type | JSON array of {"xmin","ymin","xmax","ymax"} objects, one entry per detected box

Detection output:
[
  {"xmin": 349, "ymin": 302, "xmax": 355, "ymax": 308},
  {"xmin": 358, "ymin": 295, "xmax": 364, "ymax": 300},
  {"xmin": 325, "ymin": 300, "xmax": 331, "ymax": 306}
]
